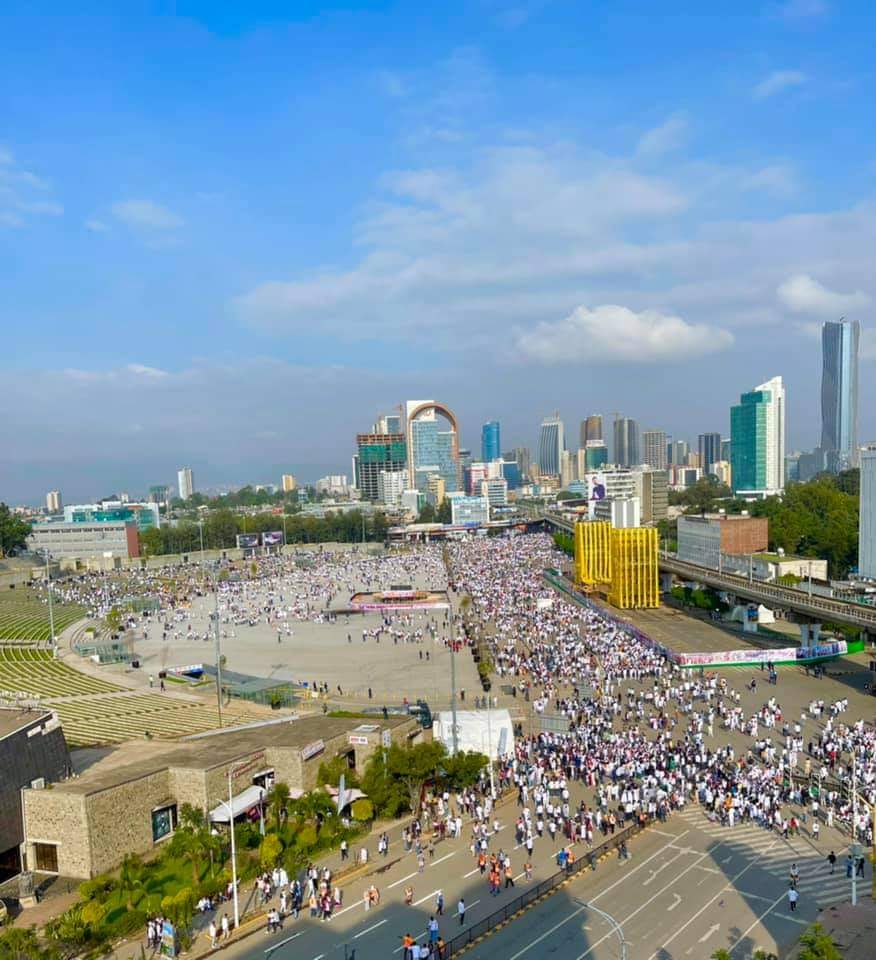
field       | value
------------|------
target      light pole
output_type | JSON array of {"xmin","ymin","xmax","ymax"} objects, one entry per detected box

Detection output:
[
  {"xmin": 851, "ymin": 750, "xmax": 859, "ymax": 907},
  {"xmin": 573, "ymin": 899, "xmax": 627, "ymax": 960},
  {"xmin": 212, "ymin": 566, "xmax": 223, "ymax": 729},
  {"xmin": 197, "ymin": 519, "xmax": 206, "ymax": 568},
  {"xmin": 449, "ymin": 604, "xmax": 458, "ymax": 756},
  {"xmin": 44, "ymin": 550, "xmax": 56, "ymax": 651},
  {"xmin": 218, "ymin": 763, "xmax": 248, "ymax": 928}
]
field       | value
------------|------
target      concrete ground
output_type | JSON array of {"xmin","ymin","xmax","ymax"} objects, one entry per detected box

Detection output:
[{"xmin": 85, "ymin": 559, "xmax": 481, "ymax": 709}]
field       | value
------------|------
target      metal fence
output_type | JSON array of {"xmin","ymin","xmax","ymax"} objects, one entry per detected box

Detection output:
[{"xmin": 444, "ymin": 818, "xmax": 643, "ymax": 958}]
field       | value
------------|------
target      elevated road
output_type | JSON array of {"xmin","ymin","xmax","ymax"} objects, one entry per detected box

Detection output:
[{"xmin": 541, "ymin": 512, "xmax": 876, "ymax": 633}]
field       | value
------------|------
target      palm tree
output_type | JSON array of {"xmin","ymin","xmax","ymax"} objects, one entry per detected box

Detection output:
[
  {"xmin": 267, "ymin": 782, "xmax": 291, "ymax": 833},
  {"xmin": 118, "ymin": 853, "xmax": 144, "ymax": 910}
]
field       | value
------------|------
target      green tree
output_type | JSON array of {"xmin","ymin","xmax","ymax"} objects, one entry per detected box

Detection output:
[
  {"xmin": 441, "ymin": 750, "xmax": 489, "ymax": 790},
  {"xmin": 118, "ymin": 853, "xmax": 144, "ymax": 910},
  {"xmin": 360, "ymin": 749, "xmax": 408, "ymax": 818},
  {"xmin": 417, "ymin": 503, "xmax": 437, "ymax": 523},
  {"xmin": 259, "ymin": 833, "xmax": 283, "ymax": 868},
  {"xmin": 436, "ymin": 498, "xmax": 452, "ymax": 524},
  {"xmin": 0, "ymin": 927, "xmax": 56, "ymax": 960},
  {"xmin": 710, "ymin": 951, "xmax": 732, "ymax": 960},
  {"xmin": 0, "ymin": 504, "xmax": 30, "ymax": 557},
  {"xmin": 267, "ymin": 781, "xmax": 291, "ymax": 832},
  {"xmin": 317, "ymin": 756, "xmax": 360, "ymax": 790},
  {"xmin": 797, "ymin": 923, "xmax": 842, "ymax": 960},
  {"xmin": 385, "ymin": 740, "xmax": 448, "ymax": 814}
]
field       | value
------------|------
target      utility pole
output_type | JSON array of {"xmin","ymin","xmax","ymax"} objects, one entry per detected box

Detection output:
[
  {"xmin": 449, "ymin": 605, "xmax": 458, "ymax": 756},
  {"xmin": 213, "ymin": 572, "xmax": 223, "ymax": 728},
  {"xmin": 44, "ymin": 550, "xmax": 56, "ymax": 651},
  {"xmin": 851, "ymin": 749, "xmax": 859, "ymax": 906}
]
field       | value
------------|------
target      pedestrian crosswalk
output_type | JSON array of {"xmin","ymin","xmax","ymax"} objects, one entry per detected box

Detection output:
[{"xmin": 672, "ymin": 806, "xmax": 857, "ymax": 908}]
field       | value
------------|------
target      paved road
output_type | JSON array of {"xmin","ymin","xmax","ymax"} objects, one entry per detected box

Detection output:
[
  {"xmin": 208, "ymin": 800, "xmax": 864, "ymax": 960},
  {"xmin": 463, "ymin": 808, "xmax": 867, "ymax": 960}
]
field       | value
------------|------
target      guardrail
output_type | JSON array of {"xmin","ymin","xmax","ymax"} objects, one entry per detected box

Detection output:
[{"xmin": 444, "ymin": 818, "xmax": 644, "ymax": 958}]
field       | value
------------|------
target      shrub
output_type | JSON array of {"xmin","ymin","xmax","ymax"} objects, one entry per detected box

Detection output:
[
  {"xmin": 350, "ymin": 798, "xmax": 373, "ymax": 822},
  {"xmin": 259, "ymin": 833, "xmax": 283, "ymax": 868},
  {"xmin": 110, "ymin": 909, "xmax": 147, "ymax": 937},
  {"xmin": 79, "ymin": 876, "xmax": 115, "ymax": 901},
  {"xmin": 295, "ymin": 825, "xmax": 318, "ymax": 850}
]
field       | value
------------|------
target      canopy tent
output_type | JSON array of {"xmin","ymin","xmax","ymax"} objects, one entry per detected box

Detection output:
[{"xmin": 209, "ymin": 785, "xmax": 267, "ymax": 823}]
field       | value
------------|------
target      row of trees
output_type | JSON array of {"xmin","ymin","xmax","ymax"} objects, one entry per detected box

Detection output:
[
  {"xmin": 661, "ymin": 471, "xmax": 861, "ymax": 579},
  {"xmin": 139, "ymin": 507, "xmax": 391, "ymax": 556},
  {"xmin": 0, "ymin": 503, "xmax": 30, "ymax": 556}
]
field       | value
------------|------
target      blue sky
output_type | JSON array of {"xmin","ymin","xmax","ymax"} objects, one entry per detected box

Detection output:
[{"xmin": 2, "ymin": 0, "xmax": 875, "ymax": 501}]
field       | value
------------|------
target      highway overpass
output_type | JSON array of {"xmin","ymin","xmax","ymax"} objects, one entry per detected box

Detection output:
[{"xmin": 541, "ymin": 512, "xmax": 876, "ymax": 635}]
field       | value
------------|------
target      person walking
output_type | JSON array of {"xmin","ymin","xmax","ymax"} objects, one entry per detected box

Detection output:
[
  {"xmin": 457, "ymin": 898, "xmax": 466, "ymax": 926},
  {"xmin": 436, "ymin": 890, "xmax": 444, "ymax": 916},
  {"xmin": 827, "ymin": 851, "xmax": 837, "ymax": 874},
  {"xmin": 788, "ymin": 887, "xmax": 799, "ymax": 912}
]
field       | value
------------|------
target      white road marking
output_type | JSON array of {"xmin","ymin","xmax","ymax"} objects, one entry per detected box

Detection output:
[
  {"xmin": 413, "ymin": 889, "xmax": 440, "ymax": 906},
  {"xmin": 507, "ymin": 905, "xmax": 589, "ymax": 960},
  {"xmin": 388, "ymin": 871, "xmax": 419, "ymax": 890},
  {"xmin": 667, "ymin": 893, "xmax": 682, "ymax": 911},
  {"xmin": 698, "ymin": 923, "xmax": 720, "ymax": 943},
  {"xmin": 728, "ymin": 892, "xmax": 787, "ymax": 955},
  {"xmin": 353, "ymin": 918, "xmax": 387, "ymax": 939},
  {"xmin": 264, "ymin": 931, "xmax": 302, "ymax": 955},
  {"xmin": 431, "ymin": 851, "xmax": 457, "ymax": 867},
  {"xmin": 644, "ymin": 836, "xmax": 782, "ymax": 960}
]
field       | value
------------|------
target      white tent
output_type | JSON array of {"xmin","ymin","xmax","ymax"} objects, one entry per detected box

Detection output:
[
  {"xmin": 433, "ymin": 709, "xmax": 514, "ymax": 760},
  {"xmin": 209, "ymin": 785, "xmax": 272, "ymax": 823}
]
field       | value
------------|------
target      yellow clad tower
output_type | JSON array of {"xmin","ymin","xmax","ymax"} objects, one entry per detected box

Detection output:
[
  {"xmin": 608, "ymin": 527, "xmax": 660, "ymax": 609},
  {"xmin": 574, "ymin": 520, "xmax": 612, "ymax": 586}
]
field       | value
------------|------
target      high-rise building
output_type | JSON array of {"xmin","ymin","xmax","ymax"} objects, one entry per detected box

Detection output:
[
  {"xmin": 537, "ymin": 414, "xmax": 565, "ymax": 476},
  {"xmin": 667, "ymin": 440, "xmax": 689, "ymax": 466},
  {"xmin": 698, "ymin": 433, "xmax": 723, "ymax": 475},
  {"xmin": 636, "ymin": 469, "xmax": 669, "ymax": 523},
  {"xmin": 177, "ymin": 467, "xmax": 194, "ymax": 501},
  {"xmin": 560, "ymin": 449, "xmax": 576, "ymax": 488},
  {"xmin": 356, "ymin": 433, "xmax": 406, "ymax": 502},
  {"xmin": 584, "ymin": 441, "xmax": 608, "ymax": 470},
  {"xmin": 613, "ymin": 418, "xmax": 640, "ymax": 468},
  {"xmin": 480, "ymin": 477, "xmax": 508, "ymax": 508},
  {"xmin": 377, "ymin": 469, "xmax": 408, "ymax": 507},
  {"xmin": 641, "ymin": 430, "xmax": 667, "ymax": 470},
  {"xmin": 504, "ymin": 447, "xmax": 532, "ymax": 480},
  {"xmin": 821, "ymin": 318, "xmax": 860, "ymax": 472},
  {"xmin": 481, "ymin": 421, "xmax": 501, "ymax": 463},
  {"xmin": 859, "ymin": 446, "xmax": 876, "ymax": 578},
  {"xmin": 406, "ymin": 400, "xmax": 461, "ymax": 493},
  {"xmin": 721, "ymin": 438, "xmax": 731, "ymax": 462},
  {"xmin": 579, "ymin": 415, "xmax": 603, "ymax": 448},
  {"xmin": 281, "ymin": 474, "xmax": 297, "ymax": 493},
  {"xmin": 730, "ymin": 375, "xmax": 786, "ymax": 496},
  {"xmin": 46, "ymin": 491, "xmax": 62, "ymax": 513}
]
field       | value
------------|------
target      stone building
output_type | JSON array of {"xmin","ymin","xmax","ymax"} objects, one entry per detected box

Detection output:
[
  {"xmin": 0, "ymin": 708, "xmax": 71, "ymax": 878},
  {"xmin": 22, "ymin": 715, "xmax": 421, "ymax": 879}
]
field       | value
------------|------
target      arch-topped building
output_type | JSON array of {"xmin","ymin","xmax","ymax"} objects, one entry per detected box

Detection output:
[{"xmin": 405, "ymin": 400, "xmax": 462, "ymax": 495}]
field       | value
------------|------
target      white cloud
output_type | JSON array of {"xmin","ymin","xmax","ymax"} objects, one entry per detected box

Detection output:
[
  {"xmin": 112, "ymin": 199, "xmax": 184, "ymax": 230},
  {"xmin": 18, "ymin": 200, "xmax": 63, "ymax": 216},
  {"xmin": 0, "ymin": 147, "xmax": 13, "ymax": 165},
  {"xmin": 0, "ymin": 148, "xmax": 57, "ymax": 226},
  {"xmin": 636, "ymin": 113, "xmax": 688, "ymax": 157},
  {"xmin": 753, "ymin": 70, "xmax": 806, "ymax": 100},
  {"xmin": 514, "ymin": 304, "xmax": 734, "ymax": 365},
  {"xmin": 127, "ymin": 363, "xmax": 169, "ymax": 379},
  {"xmin": 84, "ymin": 218, "xmax": 109, "ymax": 232},
  {"xmin": 777, "ymin": 273, "xmax": 871, "ymax": 317},
  {"xmin": 63, "ymin": 363, "xmax": 170, "ymax": 383},
  {"xmin": 742, "ymin": 163, "xmax": 798, "ymax": 195},
  {"xmin": 0, "ymin": 211, "xmax": 23, "ymax": 227}
]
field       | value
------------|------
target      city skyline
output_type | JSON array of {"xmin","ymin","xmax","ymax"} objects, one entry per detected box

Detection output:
[{"xmin": 3, "ymin": 4, "xmax": 876, "ymax": 503}]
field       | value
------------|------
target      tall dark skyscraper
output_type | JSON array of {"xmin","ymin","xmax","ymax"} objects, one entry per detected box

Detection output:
[
  {"xmin": 698, "ymin": 433, "xmax": 723, "ymax": 473},
  {"xmin": 481, "ymin": 421, "xmax": 501, "ymax": 463},
  {"xmin": 821, "ymin": 318, "xmax": 860, "ymax": 472},
  {"xmin": 613, "ymin": 417, "xmax": 640, "ymax": 467},
  {"xmin": 579, "ymin": 414, "xmax": 603, "ymax": 448}
]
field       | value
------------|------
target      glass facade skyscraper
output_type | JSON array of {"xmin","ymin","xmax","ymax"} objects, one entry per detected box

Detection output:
[
  {"xmin": 730, "ymin": 376, "xmax": 785, "ymax": 495},
  {"xmin": 411, "ymin": 417, "xmax": 459, "ymax": 493},
  {"xmin": 821, "ymin": 318, "xmax": 860, "ymax": 472},
  {"xmin": 698, "ymin": 432, "xmax": 723, "ymax": 473},
  {"xmin": 356, "ymin": 433, "xmax": 407, "ymax": 501},
  {"xmin": 613, "ymin": 418, "xmax": 640, "ymax": 467},
  {"xmin": 537, "ymin": 414, "xmax": 564, "ymax": 476},
  {"xmin": 481, "ymin": 421, "xmax": 501, "ymax": 463}
]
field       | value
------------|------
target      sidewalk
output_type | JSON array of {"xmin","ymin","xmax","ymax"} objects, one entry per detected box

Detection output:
[{"xmin": 103, "ymin": 791, "xmax": 517, "ymax": 960}]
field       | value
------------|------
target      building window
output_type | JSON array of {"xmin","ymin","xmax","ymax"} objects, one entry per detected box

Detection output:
[
  {"xmin": 34, "ymin": 843, "xmax": 59, "ymax": 873},
  {"xmin": 151, "ymin": 804, "xmax": 178, "ymax": 843}
]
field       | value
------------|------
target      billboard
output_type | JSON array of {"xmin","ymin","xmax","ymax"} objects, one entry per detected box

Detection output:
[
  {"xmin": 587, "ymin": 473, "xmax": 607, "ymax": 501},
  {"xmin": 236, "ymin": 534, "xmax": 260, "ymax": 549},
  {"xmin": 262, "ymin": 531, "xmax": 285, "ymax": 546}
]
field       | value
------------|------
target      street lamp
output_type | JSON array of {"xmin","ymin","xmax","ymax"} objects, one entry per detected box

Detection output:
[
  {"xmin": 573, "ymin": 899, "xmax": 627, "ymax": 960},
  {"xmin": 43, "ymin": 550, "xmax": 56, "ymax": 651},
  {"xmin": 217, "ymin": 762, "xmax": 249, "ymax": 928}
]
